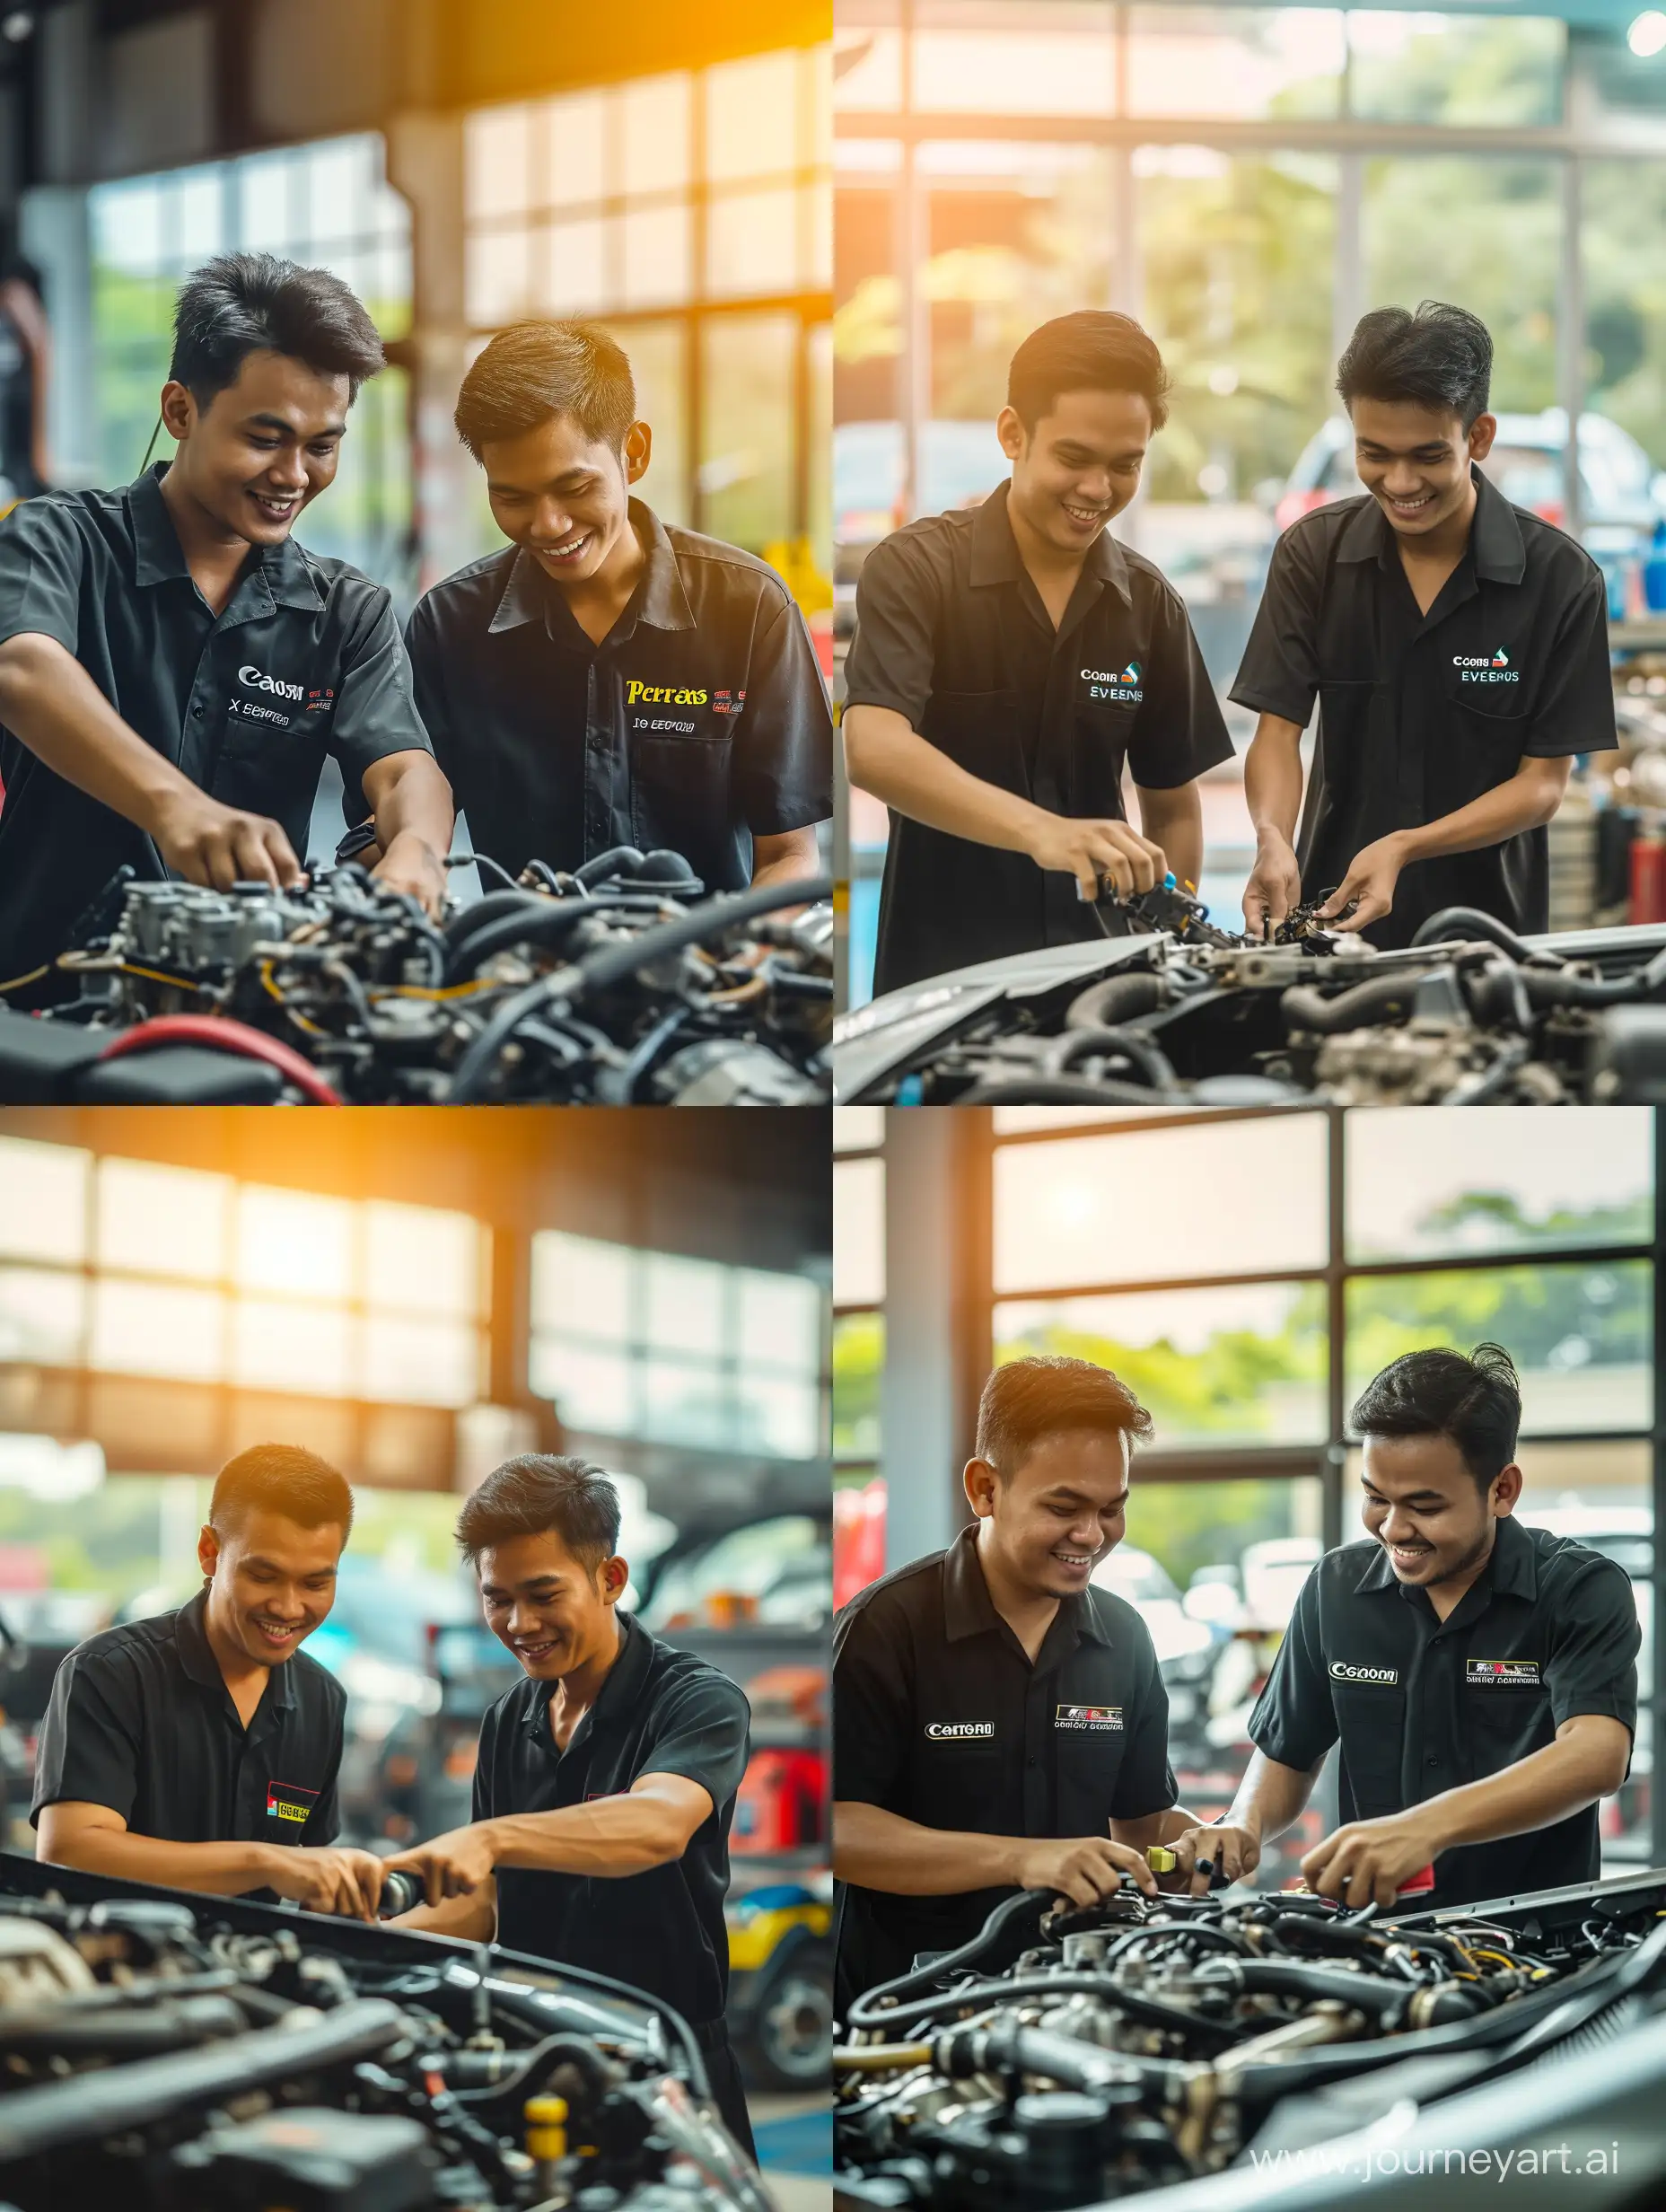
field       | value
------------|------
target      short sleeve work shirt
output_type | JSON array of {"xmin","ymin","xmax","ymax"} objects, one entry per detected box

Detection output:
[
  {"xmin": 1248, "ymin": 1515, "xmax": 1639, "ymax": 1908},
  {"xmin": 471, "ymin": 1611, "xmax": 751, "ymax": 2030},
  {"xmin": 833, "ymin": 1522, "xmax": 1177, "ymax": 2007},
  {"xmin": 845, "ymin": 481, "xmax": 1234, "ymax": 998},
  {"xmin": 31, "ymin": 1588, "xmax": 346, "ymax": 1850},
  {"xmin": 0, "ymin": 465, "xmax": 432, "ymax": 999},
  {"xmin": 1230, "ymin": 469, "xmax": 1617, "ymax": 950},
  {"xmin": 406, "ymin": 502, "xmax": 831, "ymax": 895}
]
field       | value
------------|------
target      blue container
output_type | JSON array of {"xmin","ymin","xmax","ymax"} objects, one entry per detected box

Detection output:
[{"xmin": 1645, "ymin": 522, "xmax": 1666, "ymax": 614}]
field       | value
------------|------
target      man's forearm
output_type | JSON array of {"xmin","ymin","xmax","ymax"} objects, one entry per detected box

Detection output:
[
  {"xmin": 40, "ymin": 1824, "xmax": 283, "ymax": 1898},
  {"xmin": 844, "ymin": 706, "xmax": 1048, "ymax": 854},
  {"xmin": 1244, "ymin": 717, "xmax": 1306, "ymax": 847},
  {"xmin": 480, "ymin": 1796, "xmax": 690, "ymax": 1879},
  {"xmin": 1136, "ymin": 784, "xmax": 1203, "ymax": 890},
  {"xmin": 366, "ymin": 754, "xmax": 454, "ymax": 865},
  {"xmin": 1112, "ymin": 1803, "xmax": 1210, "ymax": 1850},
  {"xmin": 1394, "ymin": 763, "xmax": 1569, "ymax": 868},
  {"xmin": 1223, "ymin": 1749, "xmax": 1320, "ymax": 1844},
  {"xmin": 1410, "ymin": 1735, "xmax": 1623, "ymax": 1857},
  {"xmin": 833, "ymin": 1800, "xmax": 1025, "ymax": 1896},
  {"xmin": 396, "ymin": 1884, "xmax": 497, "ymax": 1940},
  {"xmin": 750, "ymin": 828, "xmax": 825, "ymax": 891},
  {"xmin": 0, "ymin": 632, "xmax": 197, "ymax": 838}
]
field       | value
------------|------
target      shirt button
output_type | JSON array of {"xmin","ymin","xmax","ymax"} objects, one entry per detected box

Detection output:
[
  {"xmin": 191, "ymin": 705, "xmax": 204, "ymax": 718},
  {"xmin": 1426, "ymin": 1755, "xmax": 1441, "ymax": 1766}
]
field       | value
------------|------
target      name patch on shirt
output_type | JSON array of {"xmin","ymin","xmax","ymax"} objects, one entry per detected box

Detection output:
[
  {"xmin": 1081, "ymin": 662, "xmax": 1144, "ymax": 707},
  {"xmin": 1451, "ymin": 647, "xmax": 1521, "ymax": 685},
  {"xmin": 1055, "ymin": 1704, "xmax": 1122, "ymax": 1731},
  {"xmin": 1466, "ymin": 1658, "xmax": 1541, "ymax": 1688},
  {"xmin": 924, "ymin": 1720, "xmax": 994, "ymax": 1741},
  {"xmin": 1328, "ymin": 1660, "xmax": 1399, "ymax": 1686},
  {"xmin": 266, "ymin": 1779, "xmax": 320, "ymax": 1827}
]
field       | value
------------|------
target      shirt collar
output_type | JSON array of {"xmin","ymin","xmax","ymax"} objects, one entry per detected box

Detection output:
[
  {"xmin": 172, "ymin": 1586, "xmax": 297, "ymax": 1713},
  {"xmin": 941, "ymin": 1521, "xmax": 1111, "ymax": 1647},
  {"xmin": 1333, "ymin": 466, "xmax": 1525, "ymax": 586},
  {"xmin": 487, "ymin": 500, "xmax": 696, "ymax": 642},
  {"xmin": 1350, "ymin": 1510, "xmax": 1536, "ymax": 1603},
  {"xmin": 968, "ymin": 479, "xmax": 1133, "ymax": 608},
  {"xmin": 127, "ymin": 462, "xmax": 325, "ymax": 615},
  {"xmin": 521, "ymin": 1606, "xmax": 653, "ymax": 1742}
]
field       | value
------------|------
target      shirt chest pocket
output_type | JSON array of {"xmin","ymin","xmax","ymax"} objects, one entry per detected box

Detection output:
[
  {"xmin": 212, "ymin": 690, "xmax": 331, "ymax": 815},
  {"xmin": 1053, "ymin": 1714, "xmax": 1127, "ymax": 1830},
  {"xmin": 628, "ymin": 715, "xmax": 734, "ymax": 854},
  {"xmin": 1443, "ymin": 643, "xmax": 1532, "ymax": 735},
  {"xmin": 909, "ymin": 1720, "xmax": 1002, "ymax": 1828},
  {"xmin": 1072, "ymin": 670, "xmax": 1143, "ymax": 815},
  {"xmin": 1463, "ymin": 1683, "xmax": 1554, "ymax": 1778},
  {"xmin": 1331, "ymin": 1682, "xmax": 1406, "ymax": 1817}
]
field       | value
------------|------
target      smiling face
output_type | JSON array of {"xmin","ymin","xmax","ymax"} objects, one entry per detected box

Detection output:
[
  {"xmin": 1349, "ymin": 395, "xmax": 1495, "ymax": 540},
  {"xmin": 198, "ymin": 1507, "xmax": 344, "ymax": 1670},
  {"xmin": 477, "ymin": 1527, "xmax": 627, "ymax": 1682},
  {"xmin": 971, "ymin": 1426, "xmax": 1133, "ymax": 1601},
  {"xmin": 998, "ymin": 388, "xmax": 1152, "ymax": 558},
  {"xmin": 1359, "ymin": 1431, "xmax": 1519, "ymax": 1591},
  {"xmin": 480, "ymin": 411, "xmax": 651, "ymax": 587},
  {"xmin": 162, "ymin": 348, "xmax": 350, "ymax": 546}
]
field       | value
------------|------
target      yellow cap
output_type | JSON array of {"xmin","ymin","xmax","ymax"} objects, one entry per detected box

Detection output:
[
  {"xmin": 1146, "ymin": 1846, "xmax": 1178, "ymax": 1874},
  {"xmin": 525, "ymin": 2095, "xmax": 568, "ymax": 2161}
]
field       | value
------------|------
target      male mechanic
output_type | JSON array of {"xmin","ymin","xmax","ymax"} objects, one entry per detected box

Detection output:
[
  {"xmin": 832, "ymin": 1355, "xmax": 1211, "ymax": 2011},
  {"xmin": 404, "ymin": 320, "xmax": 829, "ymax": 899},
  {"xmin": 0, "ymin": 251, "xmax": 452, "ymax": 1005},
  {"xmin": 1236, "ymin": 301, "xmax": 1616, "ymax": 950},
  {"xmin": 1167, "ymin": 1345, "xmax": 1638, "ymax": 1910},
  {"xmin": 843, "ymin": 311, "xmax": 1235, "ymax": 998},
  {"xmin": 33, "ymin": 1445, "xmax": 388, "ymax": 1919},
  {"xmin": 384, "ymin": 1455, "xmax": 757, "ymax": 2156}
]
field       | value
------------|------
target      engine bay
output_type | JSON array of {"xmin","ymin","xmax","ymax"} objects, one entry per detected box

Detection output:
[
  {"xmin": 0, "ymin": 1850, "xmax": 770, "ymax": 2212},
  {"xmin": 834, "ymin": 1869, "xmax": 1666, "ymax": 2208},
  {"xmin": 0, "ymin": 850, "xmax": 833, "ymax": 1104}
]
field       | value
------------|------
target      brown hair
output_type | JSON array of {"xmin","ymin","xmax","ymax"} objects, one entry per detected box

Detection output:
[
  {"xmin": 1007, "ymin": 311, "xmax": 1171, "ymax": 433},
  {"xmin": 975, "ymin": 1355, "xmax": 1154, "ymax": 1478}
]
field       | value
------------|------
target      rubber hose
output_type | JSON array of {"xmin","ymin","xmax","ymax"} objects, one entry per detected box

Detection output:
[
  {"xmin": 1409, "ymin": 907, "xmax": 1549, "ymax": 961},
  {"xmin": 1223, "ymin": 1959, "xmax": 1483, "ymax": 2023},
  {"xmin": 450, "ymin": 2030, "xmax": 618, "ymax": 2107},
  {"xmin": 567, "ymin": 874, "xmax": 833, "ymax": 999},
  {"xmin": 847, "ymin": 1972, "xmax": 1243, "ymax": 2050},
  {"xmin": 1281, "ymin": 973, "xmax": 1426, "ymax": 1035},
  {"xmin": 846, "ymin": 1890, "xmax": 1047, "ymax": 2030},
  {"xmin": 443, "ymin": 891, "xmax": 673, "ymax": 983},
  {"xmin": 1063, "ymin": 970, "xmax": 1166, "ymax": 1032},
  {"xmin": 952, "ymin": 1074, "xmax": 1189, "ymax": 1108},
  {"xmin": 1042, "ymin": 1024, "xmax": 1179, "ymax": 1089},
  {"xmin": 937, "ymin": 2017, "xmax": 1178, "ymax": 2095},
  {"xmin": 442, "ymin": 890, "xmax": 551, "ymax": 948},
  {"xmin": 0, "ymin": 1994, "xmax": 247, "ymax": 2056}
]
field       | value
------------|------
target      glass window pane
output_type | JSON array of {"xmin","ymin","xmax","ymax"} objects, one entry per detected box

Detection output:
[
  {"xmin": 530, "ymin": 1337, "xmax": 634, "ymax": 1431},
  {"xmin": 643, "ymin": 1356, "xmax": 729, "ymax": 1448},
  {"xmin": 364, "ymin": 1204, "xmax": 481, "ymax": 1319},
  {"xmin": 546, "ymin": 91, "xmax": 607, "ymax": 206},
  {"xmin": 90, "ymin": 1278, "xmax": 224, "ymax": 1382},
  {"xmin": 96, "ymin": 1159, "xmax": 230, "ymax": 1282},
  {"xmin": 1346, "ymin": 1110, "xmax": 1653, "ymax": 1261},
  {"xmin": 834, "ymin": 1106, "xmax": 885, "ymax": 1152},
  {"xmin": 833, "ymin": 1311, "xmax": 883, "ymax": 1460},
  {"xmin": 1127, "ymin": 5, "xmax": 1344, "ymax": 120},
  {"xmin": 530, "ymin": 1232, "xmax": 633, "ymax": 1345},
  {"xmin": 469, "ymin": 225, "xmax": 531, "ymax": 326},
  {"xmin": 737, "ymin": 1374, "xmax": 820, "ymax": 1460},
  {"xmin": 1583, "ymin": 162, "xmax": 1666, "ymax": 527},
  {"xmin": 234, "ymin": 1187, "xmax": 355, "ymax": 1301},
  {"xmin": 467, "ymin": 105, "xmax": 533, "ymax": 220},
  {"xmin": 304, "ymin": 140, "xmax": 365, "ymax": 242},
  {"xmin": 834, "ymin": 1157, "xmax": 885, "ymax": 1305},
  {"xmin": 707, "ymin": 51, "xmax": 801, "ymax": 180},
  {"xmin": 914, "ymin": 4, "xmax": 1118, "ymax": 118},
  {"xmin": 619, "ymin": 320, "xmax": 688, "ymax": 526},
  {"xmin": 739, "ymin": 1270, "xmax": 821, "ymax": 1374},
  {"xmin": 177, "ymin": 169, "xmax": 224, "ymax": 261},
  {"xmin": 620, "ymin": 73, "xmax": 690, "ymax": 196},
  {"xmin": 0, "ymin": 1268, "xmax": 85, "ymax": 1365},
  {"xmin": 644, "ymin": 1253, "xmax": 725, "ymax": 1358},
  {"xmin": 994, "ymin": 1116, "xmax": 1328, "ymax": 1292},
  {"xmin": 701, "ymin": 312, "xmax": 796, "ymax": 551},
  {"xmin": 995, "ymin": 1283, "xmax": 1327, "ymax": 1445},
  {"xmin": 1346, "ymin": 1263, "xmax": 1653, "ymax": 1436},
  {"xmin": 1348, "ymin": 12, "xmax": 1563, "ymax": 127},
  {"xmin": 619, "ymin": 202, "xmax": 691, "ymax": 310},
  {"xmin": 708, "ymin": 187, "xmax": 800, "ymax": 298},
  {"xmin": 238, "ymin": 153, "xmax": 294, "ymax": 250},
  {"xmin": 0, "ymin": 1139, "xmax": 89, "ymax": 1265},
  {"xmin": 834, "ymin": 26, "xmax": 903, "ymax": 112},
  {"xmin": 232, "ymin": 1301, "xmax": 353, "ymax": 1396},
  {"xmin": 363, "ymin": 1316, "xmax": 478, "ymax": 1409},
  {"xmin": 536, "ymin": 218, "xmax": 607, "ymax": 316}
]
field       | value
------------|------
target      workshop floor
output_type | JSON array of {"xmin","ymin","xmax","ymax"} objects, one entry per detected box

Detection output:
[{"xmin": 750, "ymin": 2091, "xmax": 830, "ymax": 2209}]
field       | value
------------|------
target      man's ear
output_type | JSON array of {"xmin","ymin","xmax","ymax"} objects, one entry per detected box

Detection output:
[
  {"xmin": 1491, "ymin": 1463, "xmax": 1524, "ymax": 1515},
  {"xmin": 1467, "ymin": 412, "xmax": 1497, "ymax": 464},
  {"xmin": 995, "ymin": 405, "xmax": 1027, "ymax": 464},
  {"xmin": 197, "ymin": 1523, "xmax": 221, "ymax": 1583},
  {"xmin": 962, "ymin": 1457, "xmax": 999, "ymax": 1521},
  {"xmin": 624, "ymin": 421, "xmax": 652, "ymax": 487},
  {"xmin": 598, "ymin": 1554, "xmax": 629, "ymax": 1605},
  {"xmin": 159, "ymin": 379, "xmax": 197, "ymax": 443}
]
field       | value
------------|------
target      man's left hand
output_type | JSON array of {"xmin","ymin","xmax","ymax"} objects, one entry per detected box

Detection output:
[
  {"xmin": 1300, "ymin": 1810, "xmax": 1442, "ymax": 1909},
  {"xmin": 371, "ymin": 832, "xmax": 448, "ymax": 918},
  {"xmin": 386, "ymin": 1823, "xmax": 498, "ymax": 1907},
  {"xmin": 1318, "ymin": 834, "xmax": 1410, "ymax": 934}
]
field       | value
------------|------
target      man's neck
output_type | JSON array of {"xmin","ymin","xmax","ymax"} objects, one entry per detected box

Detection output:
[
  {"xmin": 974, "ymin": 1524, "xmax": 1059, "ymax": 1663},
  {"xmin": 550, "ymin": 1611, "xmax": 626, "ymax": 1724},
  {"xmin": 554, "ymin": 511, "xmax": 648, "ymax": 647},
  {"xmin": 1005, "ymin": 493, "xmax": 1089, "ymax": 630},
  {"xmin": 157, "ymin": 461, "xmax": 255, "ymax": 619},
  {"xmin": 1420, "ymin": 1527, "xmax": 1495, "ymax": 1624},
  {"xmin": 200, "ymin": 1593, "xmax": 271, "ymax": 1720},
  {"xmin": 1393, "ymin": 472, "xmax": 1477, "ymax": 587}
]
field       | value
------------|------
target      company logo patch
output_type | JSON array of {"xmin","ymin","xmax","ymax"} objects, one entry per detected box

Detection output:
[
  {"xmin": 712, "ymin": 688, "xmax": 747, "ymax": 717},
  {"xmin": 304, "ymin": 687, "xmax": 336, "ymax": 715},
  {"xmin": 626, "ymin": 678, "xmax": 711, "ymax": 708},
  {"xmin": 1055, "ymin": 1703, "xmax": 1123, "ymax": 1731},
  {"xmin": 1081, "ymin": 664, "xmax": 1144, "ymax": 707},
  {"xmin": 1452, "ymin": 646, "xmax": 1521, "ymax": 685},
  {"xmin": 1466, "ymin": 1658, "xmax": 1541, "ymax": 1688},
  {"xmin": 238, "ymin": 663, "xmax": 306, "ymax": 702},
  {"xmin": 925, "ymin": 1720, "xmax": 995, "ymax": 1741},
  {"xmin": 266, "ymin": 1779, "xmax": 320, "ymax": 1826},
  {"xmin": 1328, "ymin": 1660, "xmax": 1399, "ymax": 1686}
]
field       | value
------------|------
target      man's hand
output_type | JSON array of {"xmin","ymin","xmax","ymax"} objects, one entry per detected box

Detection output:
[
  {"xmin": 266, "ymin": 1845, "xmax": 388, "ymax": 1921},
  {"xmin": 1243, "ymin": 832, "xmax": 1302, "ymax": 937},
  {"xmin": 1167, "ymin": 1820, "xmax": 1262, "ymax": 1896},
  {"xmin": 1318, "ymin": 833, "xmax": 1409, "ymax": 935},
  {"xmin": 1301, "ymin": 1810, "xmax": 1442, "ymax": 1909},
  {"xmin": 149, "ymin": 787, "xmax": 305, "ymax": 893},
  {"xmin": 385, "ymin": 1823, "xmax": 498, "ymax": 1908},
  {"xmin": 1025, "ymin": 815, "xmax": 1167, "ymax": 905},
  {"xmin": 1012, "ymin": 1834, "xmax": 1160, "ymax": 1908},
  {"xmin": 370, "ymin": 830, "xmax": 448, "ymax": 918}
]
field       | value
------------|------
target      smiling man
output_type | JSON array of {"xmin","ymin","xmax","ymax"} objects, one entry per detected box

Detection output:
[
  {"xmin": 832, "ymin": 1356, "xmax": 1210, "ymax": 2013},
  {"xmin": 385, "ymin": 1454, "xmax": 757, "ymax": 2157},
  {"xmin": 0, "ymin": 255, "xmax": 452, "ymax": 1004},
  {"xmin": 404, "ymin": 320, "xmax": 829, "ymax": 899},
  {"xmin": 843, "ymin": 311, "xmax": 1234, "ymax": 997},
  {"xmin": 1168, "ymin": 1346, "xmax": 1638, "ymax": 1911},
  {"xmin": 33, "ymin": 1445, "xmax": 387, "ymax": 1919},
  {"xmin": 1236, "ymin": 302, "xmax": 1617, "ymax": 948}
]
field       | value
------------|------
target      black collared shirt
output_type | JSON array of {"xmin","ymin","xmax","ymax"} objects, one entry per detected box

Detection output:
[
  {"xmin": 471, "ymin": 1611, "xmax": 751, "ymax": 2030},
  {"xmin": 405, "ymin": 502, "xmax": 831, "ymax": 893},
  {"xmin": 845, "ymin": 480, "xmax": 1234, "ymax": 998},
  {"xmin": 0, "ymin": 464, "xmax": 432, "ymax": 1000},
  {"xmin": 832, "ymin": 1522, "xmax": 1177, "ymax": 2008},
  {"xmin": 31, "ymin": 1587, "xmax": 346, "ymax": 1850},
  {"xmin": 1231, "ymin": 469, "xmax": 1617, "ymax": 950},
  {"xmin": 1249, "ymin": 1515, "xmax": 1639, "ymax": 1909}
]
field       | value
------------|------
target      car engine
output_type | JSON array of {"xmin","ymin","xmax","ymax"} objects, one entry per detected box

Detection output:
[
  {"xmin": 0, "ymin": 849, "xmax": 832, "ymax": 1104},
  {"xmin": 833, "ymin": 893, "xmax": 1666, "ymax": 1108},
  {"xmin": 0, "ymin": 1853, "xmax": 770, "ymax": 2212},
  {"xmin": 835, "ymin": 1872, "xmax": 1666, "ymax": 2208}
]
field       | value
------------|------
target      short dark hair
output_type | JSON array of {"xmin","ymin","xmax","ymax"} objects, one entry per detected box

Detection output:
[
  {"xmin": 1007, "ymin": 311, "xmax": 1171, "ymax": 434},
  {"xmin": 209, "ymin": 1444, "xmax": 354, "ymax": 1540},
  {"xmin": 976, "ymin": 1355, "xmax": 1155, "ymax": 1479},
  {"xmin": 1336, "ymin": 301, "xmax": 1493, "ymax": 429},
  {"xmin": 169, "ymin": 252, "xmax": 385, "ymax": 408},
  {"xmin": 455, "ymin": 1453, "xmax": 622, "ymax": 1570},
  {"xmin": 453, "ymin": 320, "xmax": 636, "ymax": 462},
  {"xmin": 1350, "ymin": 1342, "xmax": 1522, "ymax": 1486}
]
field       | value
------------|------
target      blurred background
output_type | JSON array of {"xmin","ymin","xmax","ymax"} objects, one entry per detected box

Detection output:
[
  {"xmin": 834, "ymin": 1102, "xmax": 1660, "ymax": 1887},
  {"xmin": 0, "ymin": 1106, "xmax": 832, "ymax": 2180},
  {"xmin": 833, "ymin": 3, "xmax": 1666, "ymax": 1006}
]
